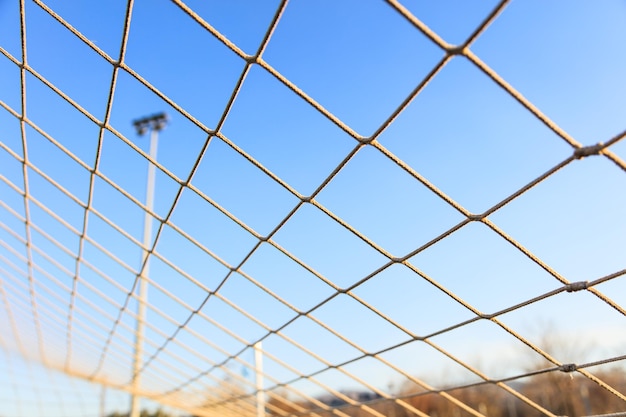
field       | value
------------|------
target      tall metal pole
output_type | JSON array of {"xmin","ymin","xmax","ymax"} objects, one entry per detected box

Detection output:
[
  {"xmin": 254, "ymin": 342, "xmax": 265, "ymax": 417},
  {"xmin": 99, "ymin": 382, "xmax": 107, "ymax": 417},
  {"xmin": 130, "ymin": 113, "xmax": 167, "ymax": 417}
]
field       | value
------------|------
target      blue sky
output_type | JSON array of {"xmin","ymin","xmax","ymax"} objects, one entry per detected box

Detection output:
[{"xmin": 1, "ymin": 0, "xmax": 626, "ymax": 416}]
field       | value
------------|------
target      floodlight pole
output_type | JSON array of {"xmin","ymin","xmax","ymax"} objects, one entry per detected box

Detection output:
[
  {"xmin": 255, "ymin": 342, "xmax": 265, "ymax": 417},
  {"xmin": 100, "ymin": 383, "xmax": 107, "ymax": 417},
  {"xmin": 130, "ymin": 113, "xmax": 167, "ymax": 417}
]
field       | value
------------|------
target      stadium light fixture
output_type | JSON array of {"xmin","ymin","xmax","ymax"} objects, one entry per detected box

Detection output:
[{"xmin": 130, "ymin": 112, "xmax": 168, "ymax": 417}]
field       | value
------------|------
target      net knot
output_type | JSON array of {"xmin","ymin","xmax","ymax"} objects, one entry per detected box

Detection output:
[
  {"xmin": 559, "ymin": 363, "xmax": 578, "ymax": 373},
  {"xmin": 574, "ymin": 143, "xmax": 603, "ymax": 159},
  {"xmin": 446, "ymin": 44, "xmax": 466, "ymax": 56},
  {"xmin": 565, "ymin": 281, "xmax": 588, "ymax": 292}
]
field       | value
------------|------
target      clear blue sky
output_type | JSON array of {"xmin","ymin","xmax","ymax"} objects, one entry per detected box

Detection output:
[{"xmin": 0, "ymin": 1, "xmax": 625, "ymax": 416}]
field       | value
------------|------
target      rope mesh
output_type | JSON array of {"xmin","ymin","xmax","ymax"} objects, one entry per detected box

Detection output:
[{"xmin": 0, "ymin": 1, "xmax": 625, "ymax": 416}]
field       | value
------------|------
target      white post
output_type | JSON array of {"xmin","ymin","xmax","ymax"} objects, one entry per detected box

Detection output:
[
  {"xmin": 130, "ymin": 114, "xmax": 164, "ymax": 417},
  {"xmin": 254, "ymin": 342, "xmax": 265, "ymax": 417},
  {"xmin": 100, "ymin": 383, "xmax": 107, "ymax": 417}
]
